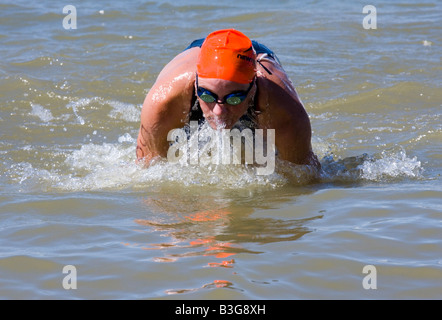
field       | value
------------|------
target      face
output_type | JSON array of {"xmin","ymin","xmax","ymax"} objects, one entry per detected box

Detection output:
[{"xmin": 195, "ymin": 76, "xmax": 255, "ymax": 129}]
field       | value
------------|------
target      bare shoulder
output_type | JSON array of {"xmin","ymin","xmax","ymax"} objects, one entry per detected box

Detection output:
[
  {"xmin": 155, "ymin": 47, "xmax": 200, "ymax": 85},
  {"xmin": 255, "ymin": 56, "xmax": 309, "ymax": 128},
  {"xmin": 142, "ymin": 48, "xmax": 199, "ymax": 125},
  {"xmin": 137, "ymin": 48, "xmax": 200, "ymax": 162},
  {"xmin": 255, "ymin": 55, "xmax": 316, "ymax": 165}
]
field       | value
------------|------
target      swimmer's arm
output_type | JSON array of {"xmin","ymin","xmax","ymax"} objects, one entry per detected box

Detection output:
[
  {"xmin": 263, "ymin": 95, "xmax": 319, "ymax": 167},
  {"xmin": 136, "ymin": 89, "xmax": 187, "ymax": 166},
  {"xmin": 274, "ymin": 112, "xmax": 319, "ymax": 167},
  {"xmin": 256, "ymin": 61, "xmax": 319, "ymax": 167},
  {"xmin": 258, "ymin": 70, "xmax": 320, "ymax": 168}
]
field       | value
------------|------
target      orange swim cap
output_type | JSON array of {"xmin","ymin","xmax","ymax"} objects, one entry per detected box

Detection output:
[{"xmin": 197, "ymin": 29, "xmax": 257, "ymax": 84}]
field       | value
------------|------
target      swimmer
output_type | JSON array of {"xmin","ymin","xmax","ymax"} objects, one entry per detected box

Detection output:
[{"xmin": 136, "ymin": 29, "xmax": 319, "ymax": 168}]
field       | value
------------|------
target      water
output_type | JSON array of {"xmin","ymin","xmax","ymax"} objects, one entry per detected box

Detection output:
[{"xmin": 1, "ymin": 0, "xmax": 441, "ymax": 299}]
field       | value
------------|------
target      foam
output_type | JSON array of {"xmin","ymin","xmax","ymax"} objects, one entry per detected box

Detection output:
[
  {"xmin": 65, "ymin": 98, "xmax": 88, "ymax": 125},
  {"xmin": 108, "ymin": 100, "xmax": 141, "ymax": 122},
  {"xmin": 359, "ymin": 147, "xmax": 423, "ymax": 181},
  {"xmin": 7, "ymin": 131, "xmax": 424, "ymax": 192},
  {"xmin": 65, "ymin": 97, "xmax": 141, "ymax": 125},
  {"xmin": 30, "ymin": 103, "xmax": 54, "ymax": 122},
  {"xmin": 320, "ymin": 146, "xmax": 423, "ymax": 183}
]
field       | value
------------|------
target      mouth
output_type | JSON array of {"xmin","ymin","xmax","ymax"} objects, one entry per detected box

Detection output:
[{"xmin": 206, "ymin": 115, "xmax": 229, "ymax": 129}]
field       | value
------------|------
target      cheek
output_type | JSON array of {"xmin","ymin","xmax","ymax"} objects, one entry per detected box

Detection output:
[
  {"xmin": 199, "ymin": 102, "xmax": 212, "ymax": 116},
  {"xmin": 230, "ymin": 103, "xmax": 250, "ymax": 118}
]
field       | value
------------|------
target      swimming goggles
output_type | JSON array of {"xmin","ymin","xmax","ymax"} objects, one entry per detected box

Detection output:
[{"xmin": 196, "ymin": 74, "xmax": 254, "ymax": 106}]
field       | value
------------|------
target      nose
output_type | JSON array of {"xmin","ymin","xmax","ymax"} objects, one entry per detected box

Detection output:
[{"xmin": 211, "ymin": 102, "xmax": 228, "ymax": 116}]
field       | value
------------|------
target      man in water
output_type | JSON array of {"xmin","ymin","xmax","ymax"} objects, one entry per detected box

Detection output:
[{"xmin": 136, "ymin": 29, "xmax": 319, "ymax": 168}]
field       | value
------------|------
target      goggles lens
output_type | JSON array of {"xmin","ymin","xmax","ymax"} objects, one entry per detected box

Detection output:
[
  {"xmin": 198, "ymin": 91, "xmax": 217, "ymax": 103},
  {"xmin": 225, "ymin": 95, "xmax": 243, "ymax": 105},
  {"xmin": 196, "ymin": 75, "xmax": 253, "ymax": 106}
]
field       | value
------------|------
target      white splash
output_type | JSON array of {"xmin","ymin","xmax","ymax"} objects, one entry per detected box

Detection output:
[
  {"xmin": 320, "ymin": 146, "xmax": 423, "ymax": 182},
  {"xmin": 66, "ymin": 98, "xmax": 88, "ymax": 125},
  {"xmin": 359, "ymin": 147, "xmax": 423, "ymax": 181},
  {"xmin": 30, "ymin": 103, "xmax": 54, "ymax": 122},
  {"xmin": 108, "ymin": 101, "xmax": 141, "ymax": 122}
]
